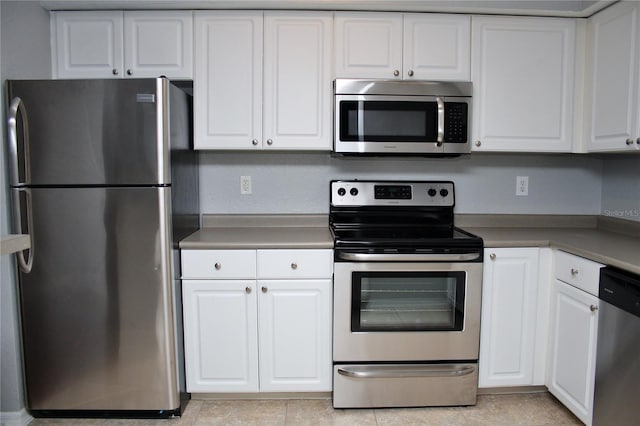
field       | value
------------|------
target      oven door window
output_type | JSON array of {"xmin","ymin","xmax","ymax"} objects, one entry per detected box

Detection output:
[
  {"xmin": 351, "ymin": 271, "xmax": 466, "ymax": 332},
  {"xmin": 339, "ymin": 101, "xmax": 437, "ymax": 142}
]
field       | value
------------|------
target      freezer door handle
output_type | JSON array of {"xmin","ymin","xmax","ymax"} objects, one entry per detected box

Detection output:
[
  {"xmin": 11, "ymin": 188, "xmax": 34, "ymax": 273},
  {"xmin": 8, "ymin": 97, "xmax": 34, "ymax": 272},
  {"xmin": 337, "ymin": 364, "xmax": 476, "ymax": 379},
  {"xmin": 7, "ymin": 97, "xmax": 30, "ymax": 187}
]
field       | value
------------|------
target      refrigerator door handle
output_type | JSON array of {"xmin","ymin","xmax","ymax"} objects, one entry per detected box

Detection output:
[
  {"xmin": 7, "ymin": 96, "xmax": 30, "ymax": 187},
  {"xmin": 12, "ymin": 188, "xmax": 34, "ymax": 273},
  {"xmin": 8, "ymin": 97, "xmax": 34, "ymax": 273}
]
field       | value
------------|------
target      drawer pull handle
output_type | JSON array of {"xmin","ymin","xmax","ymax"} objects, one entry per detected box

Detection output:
[
  {"xmin": 571, "ymin": 268, "xmax": 579, "ymax": 276},
  {"xmin": 291, "ymin": 262, "xmax": 298, "ymax": 270},
  {"xmin": 489, "ymin": 253, "xmax": 496, "ymax": 260},
  {"xmin": 262, "ymin": 286, "xmax": 268, "ymax": 293},
  {"xmin": 245, "ymin": 287, "xmax": 252, "ymax": 294},
  {"xmin": 590, "ymin": 305, "xmax": 598, "ymax": 312},
  {"xmin": 214, "ymin": 262, "xmax": 221, "ymax": 270}
]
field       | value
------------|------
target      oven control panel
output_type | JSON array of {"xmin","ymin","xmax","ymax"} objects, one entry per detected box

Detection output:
[{"xmin": 331, "ymin": 180, "xmax": 454, "ymax": 207}]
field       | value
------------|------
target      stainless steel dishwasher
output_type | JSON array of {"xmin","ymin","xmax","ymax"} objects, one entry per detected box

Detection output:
[{"xmin": 592, "ymin": 267, "xmax": 640, "ymax": 426}]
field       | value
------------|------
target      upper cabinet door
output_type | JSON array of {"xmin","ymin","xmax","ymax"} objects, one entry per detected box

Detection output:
[
  {"xmin": 334, "ymin": 12, "xmax": 403, "ymax": 79},
  {"xmin": 53, "ymin": 11, "xmax": 192, "ymax": 79},
  {"xmin": 403, "ymin": 14, "xmax": 471, "ymax": 81},
  {"xmin": 123, "ymin": 11, "xmax": 193, "ymax": 79},
  {"xmin": 586, "ymin": 1, "xmax": 640, "ymax": 152},
  {"xmin": 471, "ymin": 17, "xmax": 576, "ymax": 152},
  {"xmin": 193, "ymin": 12, "xmax": 263, "ymax": 150},
  {"xmin": 263, "ymin": 12, "xmax": 333, "ymax": 150},
  {"xmin": 54, "ymin": 11, "xmax": 124, "ymax": 79}
]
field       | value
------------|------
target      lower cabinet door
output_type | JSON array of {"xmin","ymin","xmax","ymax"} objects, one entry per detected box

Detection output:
[
  {"xmin": 182, "ymin": 280, "xmax": 259, "ymax": 392},
  {"xmin": 257, "ymin": 279, "xmax": 333, "ymax": 391},
  {"xmin": 479, "ymin": 248, "xmax": 541, "ymax": 387},
  {"xmin": 547, "ymin": 279, "xmax": 599, "ymax": 426}
]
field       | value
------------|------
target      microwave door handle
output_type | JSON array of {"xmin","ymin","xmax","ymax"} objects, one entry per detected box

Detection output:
[{"xmin": 436, "ymin": 97, "xmax": 444, "ymax": 146}]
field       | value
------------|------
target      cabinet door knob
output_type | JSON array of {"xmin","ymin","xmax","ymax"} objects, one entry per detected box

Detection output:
[
  {"xmin": 393, "ymin": 69, "xmax": 400, "ymax": 77},
  {"xmin": 266, "ymin": 139, "xmax": 273, "ymax": 146},
  {"xmin": 214, "ymin": 262, "xmax": 221, "ymax": 270},
  {"xmin": 261, "ymin": 286, "xmax": 268, "ymax": 293},
  {"xmin": 245, "ymin": 286, "xmax": 252, "ymax": 294},
  {"xmin": 252, "ymin": 139, "xmax": 259, "ymax": 146},
  {"xmin": 126, "ymin": 69, "xmax": 133, "ymax": 76},
  {"xmin": 475, "ymin": 141, "xmax": 481, "ymax": 147},
  {"xmin": 407, "ymin": 70, "xmax": 414, "ymax": 77},
  {"xmin": 489, "ymin": 253, "xmax": 496, "ymax": 260},
  {"xmin": 636, "ymin": 137, "xmax": 640, "ymax": 145},
  {"xmin": 112, "ymin": 68, "xmax": 119, "ymax": 75},
  {"xmin": 626, "ymin": 138, "xmax": 634, "ymax": 145},
  {"xmin": 590, "ymin": 304, "xmax": 598, "ymax": 312},
  {"xmin": 571, "ymin": 268, "xmax": 579, "ymax": 276},
  {"xmin": 291, "ymin": 262, "xmax": 298, "ymax": 270}
]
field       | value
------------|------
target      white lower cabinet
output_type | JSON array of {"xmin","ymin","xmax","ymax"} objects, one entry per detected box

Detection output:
[
  {"xmin": 257, "ymin": 279, "xmax": 332, "ymax": 391},
  {"xmin": 479, "ymin": 248, "xmax": 550, "ymax": 388},
  {"xmin": 547, "ymin": 251, "xmax": 603, "ymax": 426},
  {"xmin": 182, "ymin": 279, "xmax": 259, "ymax": 392},
  {"xmin": 181, "ymin": 249, "xmax": 332, "ymax": 393}
]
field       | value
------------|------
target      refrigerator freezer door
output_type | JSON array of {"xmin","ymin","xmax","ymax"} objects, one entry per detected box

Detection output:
[
  {"xmin": 18, "ymin": 186, "xmax": 179, "ymax": 411},
  {"xmin": 7, "ymin": 79, "xmax": 170, "ymax": 186}
]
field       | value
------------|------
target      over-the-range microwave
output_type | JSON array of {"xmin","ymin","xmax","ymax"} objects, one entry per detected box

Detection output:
[{"xmin": 334, "ymin": 79, "xmax": 472, "ymax": 156}]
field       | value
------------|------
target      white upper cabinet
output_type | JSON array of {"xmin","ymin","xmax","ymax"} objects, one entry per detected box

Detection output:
[
  {"xmin": 194, "ymin": 11, "xmax": 332, "ymax": 151},
  {"xmin": 335, "ymin": 13, "xmax": 403, "ymax": 79},
  {"xmin": 585, "ymin": 0, "xmax": 640, "ymax": 152},
  {"xmin": 471, "ymin": 17, "xmax": 576, "ymax": 152},
  {"xmin": 403, "ymin": 14, "xmax": 471, "ymax": 81},
  {"xmin": 194, "ymin": 12, "xmax": 263, "ymax": 150},
  {"xmin": 53, "ymin": 11, "xmax": 123, "ymax": 78},
  {"xmin": 53, "ymin": 11, "xmax": 193, "ymax": 79},
  {"xmin": 263, "ymin": 12, "xmax": 333, "ymax": 150},
  {"xmin": 123, "ymin": 12, "xmax": 193, "ymax": 79},
  {"xmin": 335, "ymin": 12, "xmax": 470, "ymax": 80}
]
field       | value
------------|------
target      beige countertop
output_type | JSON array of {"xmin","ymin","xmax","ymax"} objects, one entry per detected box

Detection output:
[
  {"xmin": 180, "ymin": 214, "xmax": 639, "ymax": 275},
  {"xmin": 180, "ymin": 214, "xmax": 333, "ymax": 249}
]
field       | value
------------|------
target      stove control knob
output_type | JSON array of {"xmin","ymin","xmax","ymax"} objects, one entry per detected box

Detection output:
[
  {"xmin": 428, "ymin": 188, "xmax": 437, "ymax": 197},
  {"xmin": 337, "ymin": 187, "xmax": 346, "ymax": 196},
  {"xmin": 440, "ymin": 188, "xmax": 449, "ymax": 197},
  {"xmin": 350, "ymin": 188, "xmax": 359, "ymax": 196}
]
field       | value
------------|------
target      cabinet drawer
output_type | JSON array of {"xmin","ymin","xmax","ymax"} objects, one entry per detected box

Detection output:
[
  {"xmin": 257, "ymin": 249, "xmax": 333, "ymax": 279},
  {"xmin": 181, "ymin": 250, "xmax": 257, "ymax": 279},
  {"xmin": 554, "ymin": 250, "xmax": 603, "ymax": 296}
]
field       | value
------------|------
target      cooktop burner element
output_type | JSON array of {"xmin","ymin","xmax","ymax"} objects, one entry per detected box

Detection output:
[{"xmin": 330, "ymin": 180, "xmax": 483, "ymax": 258}]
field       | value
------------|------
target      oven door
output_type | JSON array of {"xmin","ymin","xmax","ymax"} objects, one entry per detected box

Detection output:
[{"xmin": 333, "ymin": 261, "xmax": 482, "ymax": 362}]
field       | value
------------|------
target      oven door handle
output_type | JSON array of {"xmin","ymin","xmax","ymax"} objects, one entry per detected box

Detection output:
[
  {"xmin": 336, "ymin": 252, "xmax": 481, "ymax": 262},
  {"xmin": 337, "ymin": 365, "xmax": 475, "ymax": 379}
]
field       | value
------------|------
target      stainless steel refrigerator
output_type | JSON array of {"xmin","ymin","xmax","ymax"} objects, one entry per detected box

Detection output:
[{"xmin": 6, "ymin": 78, "xmax": 199, "ymax": 417}]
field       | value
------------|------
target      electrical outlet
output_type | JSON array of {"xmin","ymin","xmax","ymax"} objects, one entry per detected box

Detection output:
[
  {"xmin": 240, "ymin": 176, "xmax": 252, "ymax": 195},
  {"xmin": 516, "ymin": 176, "xmax": 529, "ymax": 196}
]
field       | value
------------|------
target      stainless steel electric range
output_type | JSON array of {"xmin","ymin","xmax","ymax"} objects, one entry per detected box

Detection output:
[{"xmin": 330, "ymin": 180, "xmax": 484, "ymax": 408}]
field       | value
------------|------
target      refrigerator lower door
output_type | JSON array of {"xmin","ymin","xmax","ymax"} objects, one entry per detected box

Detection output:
[{"xmin": 18, "ymin": 186, "xmax": 180, "ymax": 414}]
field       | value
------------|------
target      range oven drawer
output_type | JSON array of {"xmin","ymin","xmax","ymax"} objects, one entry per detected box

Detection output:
[{"xmin": 333, "ymin": 363, "xmax": 478, "ymax": 408}]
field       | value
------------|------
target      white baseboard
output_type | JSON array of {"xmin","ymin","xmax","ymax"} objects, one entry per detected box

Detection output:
[{"xmin": 0, "ymin": 409, "xmax": 32, "ymax": 426}]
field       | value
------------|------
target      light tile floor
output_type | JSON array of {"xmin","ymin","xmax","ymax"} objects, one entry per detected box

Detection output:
[{"xmin": 30, "ymin": 392, "xmax": 582, "ymax": 426}]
